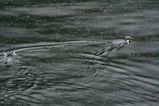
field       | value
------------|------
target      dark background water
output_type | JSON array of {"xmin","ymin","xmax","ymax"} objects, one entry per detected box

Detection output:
[{"xmin": 0, "ymin": 0, "xmax": 159, "ymax": 106}]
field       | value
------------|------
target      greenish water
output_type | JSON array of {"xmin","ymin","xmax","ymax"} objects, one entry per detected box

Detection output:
[{"xmin": 0, "ymin": 0, "xmax": 159, "ymax": 106}]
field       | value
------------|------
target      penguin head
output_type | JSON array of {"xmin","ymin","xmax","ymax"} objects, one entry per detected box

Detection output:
[{"xmin": 125, "ymin": 36, "xmax": 134, "ymax": 44}]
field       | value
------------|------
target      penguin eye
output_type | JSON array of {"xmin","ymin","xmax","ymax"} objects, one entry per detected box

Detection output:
[
  {"xmin": 126, "ymin": 40, "xmax": 130, "ymax": 44},
  {"xmin": 126, "ymin": 40, "xmax": 132, "ymax": 44}
]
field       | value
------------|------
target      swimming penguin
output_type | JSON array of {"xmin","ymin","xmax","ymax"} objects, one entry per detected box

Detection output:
[
  {"xmin": 77, "ymin": 36, "xmax": 134, "ymax": 58},
  {"xmin": 99, "ymin": 36, "xmax": 134, "ymax": 56}
]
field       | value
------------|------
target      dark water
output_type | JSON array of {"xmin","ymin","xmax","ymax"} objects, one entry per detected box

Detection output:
[{"xmin": 0, "ymin": 0, "xmax": 159, "ymax": 106}]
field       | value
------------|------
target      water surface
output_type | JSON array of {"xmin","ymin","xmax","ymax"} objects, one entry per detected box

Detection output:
[{"xmin": 0, "ymin": 0, "xmax": 159, "ymax": 106}]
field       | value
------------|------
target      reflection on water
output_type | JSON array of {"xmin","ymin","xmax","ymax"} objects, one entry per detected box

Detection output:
[{"xmin": 0, "ymin": 0, "xmax": 159, "ymax": 106}]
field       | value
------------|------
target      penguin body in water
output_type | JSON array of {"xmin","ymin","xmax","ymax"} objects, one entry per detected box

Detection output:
[
  {"xmin": 99, "ymin": 36, "xmax": 134, "ymax": 56},
  {"xmin": 79, "ymin": 36, "xmax": 134, "ymax": 57}
]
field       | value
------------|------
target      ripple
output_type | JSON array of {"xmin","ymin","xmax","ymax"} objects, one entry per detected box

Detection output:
[{"xmin": 0, "ymin": 40, "xmax": 159, "ymax": 106}]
